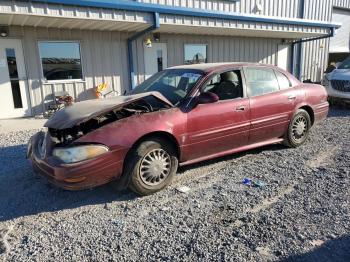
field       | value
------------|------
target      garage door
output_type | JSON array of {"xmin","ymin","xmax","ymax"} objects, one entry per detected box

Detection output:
[{"xmin": 330, "ymin": 8, "xmax": 350, "ymax": 53}]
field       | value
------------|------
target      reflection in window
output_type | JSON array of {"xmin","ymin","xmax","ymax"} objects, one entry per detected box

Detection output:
[
  {"xmin": 275, "ymin": 70, "xmax": 291, "ymax": 90},
  {"xmin": 10, "ymin": 80, "xmax": 23, "ymax": 108},
  {"xmin": 5, "ymin": 49, "xmax": 23, "ymax": 108},
  {"xmin": 157, "ymin": 49, "xmax": 163, "ymax": 72},
  {"xmin": 38, "ymin": 42, "xmax": 83, "ymax": 81},
  {"xmin": 184, "ymin": 44, "xmax": 207, "ymax": 64},
  {"xmin": 6, "ymin": 48, "xmax": 18, "ymax": 79},
  {"xmin": 246, "ymin": 68, "xmax": 279, "ymax": 97}
]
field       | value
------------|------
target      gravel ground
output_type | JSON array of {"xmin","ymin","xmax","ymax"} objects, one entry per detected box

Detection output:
[{"xmin": 0, "ymin": 108, "xmax": 349, "ymax": 262}]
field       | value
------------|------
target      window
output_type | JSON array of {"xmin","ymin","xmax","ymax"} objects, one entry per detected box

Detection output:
[
  {"xmin": 246, "ymin": 68, "xmax": 279, "ymax": 97},
  {"xmin": 157, "ymin": 49, "xmax": 163, "ymax": 72},
  {"xmin": 131, "ymin": 69, "xmax": 203, "ymax": 105},
  {"xmin": 184, "ymin": 44, "xmax": 207, "ymax": 64},
  {"xmin": 38, "ymin": 42, "xmax": 83, "ymax": 81},
  {"xmin": 202, "ymin": 70, "xmax": 243, "ymax": 100},
  {"xmin": 275, "ymin": 70, "xmax": 291, "ymax": 90},
  {"xmin": 6, "ymin": 48, "xmax": 23, "ymax": 108},
  {"xmin": 338, "ymin": 56, "xmax": 350, "ymax": 69}
]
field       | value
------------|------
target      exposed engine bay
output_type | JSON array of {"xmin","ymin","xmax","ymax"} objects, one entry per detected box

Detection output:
[{"xmin": 48, "ymin": 97, "xmax": 169, "ymax": 146}]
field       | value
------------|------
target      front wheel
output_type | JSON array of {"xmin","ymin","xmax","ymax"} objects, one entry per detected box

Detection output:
[
  {"xmin": 284, "ymin": 109, "xmax": 311, "ymax": 148},
  {"xmin": 126, "ymin": 138, "xmax": 178, "ymax": 196}
]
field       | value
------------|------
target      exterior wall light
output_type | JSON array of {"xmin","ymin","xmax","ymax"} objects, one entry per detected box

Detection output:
[
  {"xmin": 0, "ymin": 26, "xmax": 9, "ymax": 37},
  {"xmin": 145, "ymin": 38, "xmax": 152, "ymax": 48}
]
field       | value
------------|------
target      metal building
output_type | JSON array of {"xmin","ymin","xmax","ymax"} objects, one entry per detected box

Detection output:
[{"xmin": 0, "ymin": 0, "xmax": 348, "ymax": 118}]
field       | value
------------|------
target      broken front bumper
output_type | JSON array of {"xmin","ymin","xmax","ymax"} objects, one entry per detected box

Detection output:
[{"xmin": 28, "ymin": 132, "xmax": 126, "ymax": 190}]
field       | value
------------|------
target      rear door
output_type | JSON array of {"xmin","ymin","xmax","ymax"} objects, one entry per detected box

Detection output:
[
  {"xmin": 244, "ymin": 67, "xmax": 296, "ymax": 144},
  {"xmin": 183, "ymin": 69, "xmax": 250, "ymax": 162}
]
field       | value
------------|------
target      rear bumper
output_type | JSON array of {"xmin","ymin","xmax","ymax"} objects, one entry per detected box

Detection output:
[
  {"xmin": 314, "ymin": 101, "xmax": 329, "ymax": 124},
  {"xmin": 28, "ymin": 132, "xmax": 126, "ymax": 190}
]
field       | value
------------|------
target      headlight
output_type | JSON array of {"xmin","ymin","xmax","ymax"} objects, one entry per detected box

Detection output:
[
  {"xmin": 53, "ymin": 144, "xmax": 109, "ymax": 163},
  {"xmin": 321, "ymin": 76, "xmax": 329, "ymax": 87}
]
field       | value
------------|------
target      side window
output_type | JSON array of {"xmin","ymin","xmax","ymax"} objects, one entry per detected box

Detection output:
[
  {"xmin": 203, "ymin": 74, "xmax": 221, "ymax": 92},
  {"xmin": 275, "ymin": 70, "xmax": 291, "ymax": 90},
  {"xmin": 246, "ymin": 68, "xmax": 279, "ymax": 97},
  {"xmin": 202, "ymin": 70, "xmax": 243, "ymax": 100}
]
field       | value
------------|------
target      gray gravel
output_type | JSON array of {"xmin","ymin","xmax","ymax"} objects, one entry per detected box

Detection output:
[{"xmin": 0, "ymin": 108, "xmax": 349, "ymax": 262}]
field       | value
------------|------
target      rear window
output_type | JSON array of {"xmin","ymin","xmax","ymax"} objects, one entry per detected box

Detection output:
[
  {"xmin": 246, "ymin": 68, "xmax": 279, "ymax": 97},
  {"xmin": 275, "ymin": 70, "xmax": 291, "ymax": 90}
]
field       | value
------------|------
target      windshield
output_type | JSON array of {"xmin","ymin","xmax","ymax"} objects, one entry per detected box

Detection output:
[
  {"xmin": 130, "ymin": 69, "xmax": 204, "ymax": 105},
  {"xmin": 338, "ymin": 56, "xmax": 350, "ymax": 69}
]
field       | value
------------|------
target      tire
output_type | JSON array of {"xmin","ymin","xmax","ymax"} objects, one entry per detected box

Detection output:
[
  {"xmin": 126, "ymin": 138, "xmax": 178, "ymax": 196},
  {"xmin": 283, "ymin": 109, "xmax": 311, "ymax": 148}
]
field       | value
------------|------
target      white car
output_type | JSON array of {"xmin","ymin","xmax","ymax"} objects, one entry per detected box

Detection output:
[{"xmin": 322, "ymin": 56, "xmax": 350, "ymax": 103}]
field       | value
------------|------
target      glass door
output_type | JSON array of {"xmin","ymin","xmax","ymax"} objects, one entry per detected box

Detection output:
[
  {"xmin": 0, "ymin": 39, "xmax": 30, "ymax": 118},
  {"xmin": 144, "ymin": 43, "xmax": 168, "ymax": 80}
]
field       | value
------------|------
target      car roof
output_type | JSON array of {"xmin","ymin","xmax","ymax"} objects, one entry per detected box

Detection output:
[{"xmin": 168, "ymin": 62, "xmax": 273, "ymax": 72}]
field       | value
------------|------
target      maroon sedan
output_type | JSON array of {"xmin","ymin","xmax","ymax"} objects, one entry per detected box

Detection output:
[{"xmin": 28, "ymin": 63, "xmax": 329, "ymax": 195}]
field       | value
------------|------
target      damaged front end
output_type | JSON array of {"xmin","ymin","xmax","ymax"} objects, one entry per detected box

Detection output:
[
  {"xmin": 45, "ymin": 92, "xmax": 173, "ymax": 146},
  {"xmin": 27, "ymin": 92, "xmax": 173, "ymax": 190}
]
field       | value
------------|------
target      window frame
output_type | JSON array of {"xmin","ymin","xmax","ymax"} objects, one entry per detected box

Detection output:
[
  {"xmin": 198, "ymin": 67, "xmax": 246, "ymax": 102},
  {"xmin": 184, "ymin": 43, "xmax": 208, "ymax": 65},
  {"xmin": 37, "ymin": 40, "xmax": 85, "ymax": 83},
  {"xmin": 243, "ymin": 66, "xmax": 281, "ymax": 98},
  {"xmin": 273, "ymin": 69, "xmax": 292, "ymax": 90}
]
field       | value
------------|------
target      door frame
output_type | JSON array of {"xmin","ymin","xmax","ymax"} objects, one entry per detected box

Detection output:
[
  {"xmin": 0, "ymin": 38, "xmax": 31, "ymax": 118},
  {"xmin": 277, "ymin": 44, "xmax": 291, "ymax": 72},
  {"xmin": 143, "ymin": 42, "xmax": 168, "ymax": 80}
]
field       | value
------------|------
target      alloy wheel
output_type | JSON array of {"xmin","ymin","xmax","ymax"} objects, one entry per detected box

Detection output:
[
  {"xmin": 139, "ymin": 148, "xmax": 171, "ymax": 186},
  {"xmin": 291, "ymin": 115, "xmax": 308, "ymax": 142}
]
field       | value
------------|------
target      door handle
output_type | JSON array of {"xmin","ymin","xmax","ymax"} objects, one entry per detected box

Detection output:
[
  {"xmin": 288, "ymin": 95, "xmax": 296, "ymax": 100},
  {"xmin": 236, "ymin": 105, "xmax": 246, "ymax": 111}
]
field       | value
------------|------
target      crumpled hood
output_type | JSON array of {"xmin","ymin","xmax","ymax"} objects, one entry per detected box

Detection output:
[
  {"xmin": 44, "ymin": 92, "xmax": 173, "ymax": 130},
  {"xmin": 329, "ymin": 69, "xmax": 350, "ymax": 81}
]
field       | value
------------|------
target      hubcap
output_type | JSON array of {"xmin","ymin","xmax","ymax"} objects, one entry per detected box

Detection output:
[
  {"xmin": 292, "ymin": 115, "xmax": 308, "ymax": 141},
  {"xmin": 139, "ymin": 149, "xmax": 171, "ymax": 186}
]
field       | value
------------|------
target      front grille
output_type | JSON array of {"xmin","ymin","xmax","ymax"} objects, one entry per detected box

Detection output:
[{"xmin": 331, "ymin": 80, "xmax": 350, "ymax": 93}]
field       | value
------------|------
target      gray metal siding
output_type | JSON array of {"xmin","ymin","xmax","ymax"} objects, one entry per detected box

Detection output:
[
  {"xmin": 304, "ymin": 0, "xmax": 332, "ymax": 21},
  {"xmin": 333, "ymin": 0, "xmax": 350, "ymax": 9},
  {"xmin": 137, "ymin": 0, "xmax": 302, "ymax": 18},
  {"xmin": 133, "ymin": 34, "xmax": 280, "ymax": 85},
  {"xmin": 9, "ymin": 26, "xmax": 130, "ymax": 115},
  {"xmin": 300, "ymin": 0, "xmax": 350, "ymax": 81},
  {"xmin": 0, "ymin": 0, "xmax": 153, "ymax": 25}
]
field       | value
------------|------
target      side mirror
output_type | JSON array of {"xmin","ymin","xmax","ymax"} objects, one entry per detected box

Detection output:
[
  {"xmin": 325, "ymin": 64, "xmax": 336, "ymax": 74},
  {"xmin": 196, "ymin": 92, "xmax": 219, "ymax": 105}
]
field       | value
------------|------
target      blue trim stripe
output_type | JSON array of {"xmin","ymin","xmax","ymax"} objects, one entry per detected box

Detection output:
[{"xmin": 32, "ymin": 0, "xmax": 340, "ymax": 29}]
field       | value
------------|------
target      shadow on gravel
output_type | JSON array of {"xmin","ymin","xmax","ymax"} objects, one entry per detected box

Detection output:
[
  {"xmin": 178, "ymin": 143, "xmax": 286, "ymax": 174},
  {"xmin": 0, "ymin": 145, "xmax": 136, "ymax": 222},
  {"xmin": 327, "ymin": 107, "xmax": 350, "ymax": 118},
  {"xmin": 0, "ymin": 142, "xmax": 290, "ymax": 222},
  {"xmin": 280, "ymin": 235, "xmax": 350, "ymax": 262}
]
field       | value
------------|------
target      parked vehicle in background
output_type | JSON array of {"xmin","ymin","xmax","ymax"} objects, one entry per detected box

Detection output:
[
  {"xmin": 28, "ymin": 63, "xmax": 329, "ymax": 196},
  {"xmin": 322, "ymin": 56, "xmax": 350, "ymax": 104}
]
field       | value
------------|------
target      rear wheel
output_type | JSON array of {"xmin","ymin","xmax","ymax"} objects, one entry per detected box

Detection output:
[
  {"xmin": 126, "ymin": 138, "xmax": 178, "ymax": 196},
  {"xmin": 284, "ymin": 109, "xmax": 311, "ymax": 148}
]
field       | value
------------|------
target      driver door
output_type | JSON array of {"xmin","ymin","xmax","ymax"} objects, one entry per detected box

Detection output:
[{"xmin": 182, "ymin": 69, "xmax": 250, "ymax": 162}]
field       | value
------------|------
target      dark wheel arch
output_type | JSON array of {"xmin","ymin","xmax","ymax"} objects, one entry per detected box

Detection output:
[
  {"xmin": 284, "ymin": 108, "xmax": 311, "ymax": 148},
  {"xmin": 129, "ymin": 131, "xmax": 180, "ymax": 159},
  {"xmin": 124, "ymin": 136, "xmax": 179, "ymax": 195},
  {"xmin": 299, "ymin": 105, "xmax": 314, "ymax": 126},
  {"xmin": 113, "ymin": 131, "xmax": 180, "ymax": 191}
]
